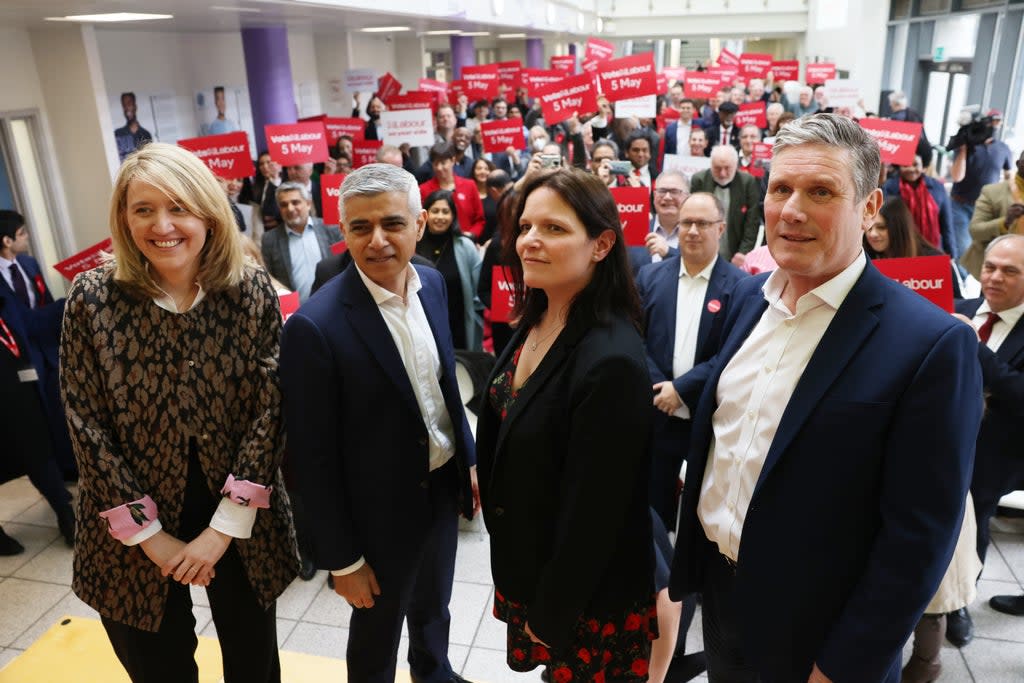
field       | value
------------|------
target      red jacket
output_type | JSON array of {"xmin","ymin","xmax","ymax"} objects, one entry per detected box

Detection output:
[{"xmin": 419, "ymin": 175, "xmax": 485, "ymax": 240}]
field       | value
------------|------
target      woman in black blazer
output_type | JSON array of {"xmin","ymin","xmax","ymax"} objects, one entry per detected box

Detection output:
[{"xmin": 476, "ymin": 168, "xmax": 657, "ymax": 681}]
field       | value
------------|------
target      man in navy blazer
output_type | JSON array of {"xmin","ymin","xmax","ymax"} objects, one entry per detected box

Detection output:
[
  {"xmin": 627, "ymin": 169, "xmax": 689, "ymax": 276},
  {"xmin": 280, "ymin": 164, "xmax": 479, "ymax": 683},
  {"xmin": 669, "ymin": 114, "xmax": 983, "ymax": 682}
]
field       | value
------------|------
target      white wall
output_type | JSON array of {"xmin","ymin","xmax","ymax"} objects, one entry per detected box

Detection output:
[
  {"xmin": 805, "ymin": 0, "xmax": 889, "ymax": 113},
  {"xmin": 0, "ymin": 28, "xmax": 47, "ymax": 112},
  {"xmin": 314, "ymin": 32, "xmax": 399, "ymax": 117}
]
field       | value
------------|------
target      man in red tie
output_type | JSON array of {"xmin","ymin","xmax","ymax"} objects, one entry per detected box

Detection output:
[{"xmin": 952, "ymin": 233, "xmax": 1024, "ymax": 638}]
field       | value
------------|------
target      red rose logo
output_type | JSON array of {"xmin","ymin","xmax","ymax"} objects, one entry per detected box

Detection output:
[{"xmin": 33, "ymin": 274, "xmax": 46, "ymax": 296}]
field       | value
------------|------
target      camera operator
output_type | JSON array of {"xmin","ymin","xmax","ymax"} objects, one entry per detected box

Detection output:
[{"xmin": 948, "ymin": 109, "xmax": 1014, "ymax": 266}]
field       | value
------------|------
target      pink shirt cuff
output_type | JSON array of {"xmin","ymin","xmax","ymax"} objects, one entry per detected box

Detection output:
[
  {"xmin": 220, "ymin": 474, "xmax": 272, "ymax": 509},
  {"xmin": 99, "ymin": 495, "xmax": 159, "ymax": 541}
]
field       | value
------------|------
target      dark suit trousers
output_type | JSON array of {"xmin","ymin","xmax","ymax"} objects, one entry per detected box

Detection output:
[
  {"xmin": 972, "ymin": 453, "xmax": 1024, "ymax": 563},
  {"xmin": 702, "ymin": 545, "xmax": 765, "ymax": 683},
  {"xmin": 347, "ymin": 459, "xmax": 460, "ymax": 683},
  {"xmin": 649, "ymin": 412, "xmax": 692, "ymax": 532},
  {"xmin": 8, "ymin": 379, "xmax": 71, "ymax": 514},
  {"xmin": 102, "ymin": 441, "xmax": 280, "ymax": 683}
]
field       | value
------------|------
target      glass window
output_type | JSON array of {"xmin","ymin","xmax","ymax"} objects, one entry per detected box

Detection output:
[
  {"xmin": 961, "ymin": 0, "xmax": 1003, "ymax": 7},
  {"xmin": 932, "ymin": 14, "xmax": 980, "ymax": 59},
  {"xmin": 891, "ymin": 0, "xmax": 912, "ymax": 19},
  {"xmin": 919, "ymin": 0, "xmax": 953, "ymax": 15}
]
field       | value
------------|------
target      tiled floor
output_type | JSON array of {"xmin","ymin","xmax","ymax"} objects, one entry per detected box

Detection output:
[{"xmin": 2, "ymin": 475, "xmax": 1023, "ymax": 681}]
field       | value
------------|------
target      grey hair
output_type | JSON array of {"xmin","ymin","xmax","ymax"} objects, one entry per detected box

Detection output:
[
  {"xmin": 772, "ymin": 112, "xmax": 881, "ymax": 202},
  {"xmin": 767, "ymin": 102, "xmax": 785, "ymax": 115},
  {"xmin": 683, "ymin": 191, "xmax": 726, "ymax": 222},
  {"xmin": 591, "ymin": 138, "xmax": 619, "ymax": 158},
  {"xmin": 710, "ymin": 144, "xmax": 739, "ymax": 164},
  {"xmin": 985, "ymin": 234, "xmax": 1024, "ymax": 256},
  {"xmin": 888, "ymin": 91, "xmax": 908, "ymax": 108},
  {"xmin": 275, "ymin": 181, "xmax": 312, "ymax": 202},
  {"xmin": 656, "ymin": 168, "xmax": 690, "ymax": 192},
  {"xmin": 338, "ymin": 163, "xmax": 421, "ymax": 224}
]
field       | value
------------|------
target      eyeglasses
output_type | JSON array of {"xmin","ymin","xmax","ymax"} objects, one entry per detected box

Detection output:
[
  {"xmin": 681, "ymin": 219, "xmax": 722, "ymax": 231},
  {"xmin": 654, "ymin": 188, "xmax": 685, "ymax": 197}
]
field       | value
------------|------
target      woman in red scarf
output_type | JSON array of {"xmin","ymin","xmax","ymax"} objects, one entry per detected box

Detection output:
[{"xmin": 882, "ymin": 155, "xmax": 954, "ymax": 254}]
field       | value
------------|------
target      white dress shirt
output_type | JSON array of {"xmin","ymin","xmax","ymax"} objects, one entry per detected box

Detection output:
[
  {"xmin": 286, "ymin": 219, "xmax": 324, "ymax": 302},
  {"xmin": 651, "ymin": 218, "xmax": 681, "ymax": 264},
  {"xmin": 675, "ymin": 121, "xmax": 693, "ymax": 156},
  {"xmin": 972, "ymin": 299, "xmax": 1024, "ymax": 352},
  {"xmin": 698, "ymin": 252, "xmax": 866, "ymax": 561},
  {"xmin": 0, "ymin": 255, "xmax": 37, "ymax": 309},
  {"xmin": 334, "ymin": 264, "xmax": 458, "ymax": 576},
  {"xmin": 670, "ymin": 257, "xmax": 716, "ymax": 419}
]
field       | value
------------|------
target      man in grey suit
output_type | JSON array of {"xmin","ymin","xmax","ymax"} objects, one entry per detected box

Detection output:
[
  {"xmin": 689, "ymin": 145, "xmax": 763, "ymax": 261},
  {"xmin": 261, "ymin": 181, "xmax": 342, "ymax": 301}
]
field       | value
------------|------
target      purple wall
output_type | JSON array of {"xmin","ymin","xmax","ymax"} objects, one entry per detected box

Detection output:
[
  {"xmin": 450, "ymin": 35, "xmax": 476, "ymax": 80},
  {"xmin": 526, "ymin": 38, "xmax": 544, "ymax": 69},
  {"xmin": 241, "ymin": 26, "xmax": 297, "ymax": 152}
]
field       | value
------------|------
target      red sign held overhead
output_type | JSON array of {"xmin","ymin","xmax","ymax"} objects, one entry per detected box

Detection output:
[
  {"xmin": 684, "ymin": 74, "xmax": 722, "ymax": 99},
  {"xmin": 496, "ymin": 60, "xmax": 523, "ymax": 90},
  {"xmin": 610, "ymin": 186, "xmax": 651, "ymax": 247},
  {"xmin": 418, "ymin": 78, "xmax": 448, "ymax": 98},
  {"xmin": 770, "ymin": 60, "xmax": 800, "ymax": 81},
  {"xmin": 859, "ymin": 118, "xmax": 923, "ymax": 166},
  {"xmin": 490, "ymin": 266, "xmax": 516, "ymax": 323},
  {"xmin": 265, "ymin": 122, "xmax": 330, "ymax": 166},
  {"xmin": 717, "ymin": 49, "xmax": 741, "ymax": 67},
  {"xmin": 735, "ymin": 102, "xmax": 768, "ymax": 129},
  {"xmin": 597, "ymin": 53, "xmax": 658, "ymax": 103},
  {"xmin": 708, "ymin": 66, "xmax": 740, "ymax": 86},
  {"xmin": 352, "ymin": 140, "xmax": 383, "ymax": 169},
  {"xmin": 522, "ymin": 68, "xmax": 565, "ymax": 95},
  {"xmin": 480, "ymin": 119, "xmax": 525, "ymax": 154},
  {"xmin": 585, "ymin": 37, "xmax": 616, "ymax": 63},
  {"xmin": 178, "ymin": 131, "xmax": 255, "ymax": 179},
  {"xmin": 323, "ymin": 117, "xmax": 365, "ymax": 143},
  {"xmin": 805, "ymin": 63, "xmax": 837, "ymax": 84},
  {"xmin": 377, "ymin": 72, "xmax": 402, "ymax": 101},
  {"xmin": 448, "ymin": 80, "xmax": 467, "ymax": 102},
  {"xmin": 873, "ymin": 255, "xmax": 954, "ymax": 312},
  {"xmin": 53, "ymin": 238, "xmax": 112, "ymax": 281},
  {"xmin": 551, "ymin": 55, "xmax": 576, "ymax": 73},
  {"xmin": 319, "ymin": 173, "xmax": 346, "ymax": 225},
  {"xmin": 739, "ymin": 53, "xmax": 773, "ymax": 80},
  {"xmin": 656, "ymin": 73, "xmax": 668, "ymax": 95},
  {"xmin": 462, "ymin": 64, "xmax": 501, "ymax": 101},
  {"xmin": 662, "ymin": 66, "xmax": 687, "ymax": 84},
  {"xmin": 534, "ymin": 73, "xmax": 599, "ymax": 126},
  {"xmin": 385, "ymin": 91, "xmax": 437, "ymax": 112}
]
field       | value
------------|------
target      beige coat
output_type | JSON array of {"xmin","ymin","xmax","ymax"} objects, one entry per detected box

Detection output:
[
  {"xmin": 961, "ymin": 180, "xmax": 1024, "ymax": 278},
  {"xmin": 926, "ymin": 492, "xmax": 981, "ymax": 614}
]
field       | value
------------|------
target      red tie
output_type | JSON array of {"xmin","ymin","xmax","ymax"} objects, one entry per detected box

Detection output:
[
  {"xmin": 722, "ymin": 128, "xmax": 728, "ymax": 146},
  {"xmin": 977, "ymin": 312, "xmax": 999, "ymax": 344}
]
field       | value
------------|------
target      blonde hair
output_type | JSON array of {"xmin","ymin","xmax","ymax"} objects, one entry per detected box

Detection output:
[{"xmin": 109, "ymin": 142, "xmax": 245, "ymax": 298}]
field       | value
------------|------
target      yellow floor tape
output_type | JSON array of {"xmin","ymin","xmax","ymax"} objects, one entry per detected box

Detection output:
[{"xmin": 0, "ymin": 615, "xmax": 418, "ymax": 682}]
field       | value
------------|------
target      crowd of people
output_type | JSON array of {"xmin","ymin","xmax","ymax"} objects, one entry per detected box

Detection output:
[{"xmin": 1, "ymin": 56, "xmax": 1024, "ymax": 683}]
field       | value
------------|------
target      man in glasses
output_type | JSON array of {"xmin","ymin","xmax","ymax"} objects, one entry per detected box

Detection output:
[{"xmin": 628, "ymin": 169, "xmax": 689, "ymax": 275}]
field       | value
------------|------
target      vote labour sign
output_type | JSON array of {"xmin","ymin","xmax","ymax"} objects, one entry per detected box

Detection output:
[
  {"xmin": 377, "ymin": 72, "xmax": 402, "ymax": 101},
  {"xmin": 53, "ymin": 238, "xmax": 112, "ymax": 281},
  {"xmin": 805, "ymin": 63, "xmax": 837, "ymax": 84},
  {"xmin": 490, "ymin": 266, "xmax": 516, "ymax": 323},
  {"xmin": 662, "ymin": 66, "xmax": 687, "ymax": 84},
  {"xmin": 685, "ymin": 74, "xmax": 722, "ymax": 99},
  {"xmin": 551, "ymin": 55, "xmax": 575, "ymax": 73},
  {"xmin": 319, "ymin": 174, "xmax": 346, "ymax": 225},
  {"xmin": 858, "ymin": 118, "xmax": 923, "ymax": 166},
  {"xmin": 480, "ymin": 119, "xmax": 525, "ymax": 154},
  {"xmin": 352, "ymin": 140, "xmax": 382, "ymax": 169},
  {"xmin": 534, "ymin": 73, "xmax": 599, "ymax": 126},
  {"xmin": 739, "ymin": 53, "xmax": 772, "ymax": 80},
  {"xmin": 596, "ymin": 53, "xmax": 657, "ymax": 103},
  {"xmin": 323, "ymin": 117, "xmax": 365, "ymax": 143},
  {"xmin": 522, "ymin": 68, "xmax": 565, "ymax": 95},
  {"xmin": 770, "ymin": 60, "xmax": 800, "ymax": 81},
  {"xmin": 585, "ymin": 37, "xmax": 616, "ymax": 63},
  {"xmin": 380, "ymin": 109, "xmax": 435, "ymax": 148},
  {"xmin": 610, "ymin": 186, "xmax": 651, "ymax": 247},
  {"xmin": 462, "ymin": 65, "xmax": 501, "ymax": 100},
  {"xmin": 734, "ymin": 102, "xmax": 767, "ymax": 129},
  {"xmin": 496, "ymin": 61, "xmax": 523, "ymax": 89},
  {"xmin": 717, "ymin": 49, "xmax": 740, "ymax": 67},
  {"xmin": 385, "ymin": 91, "xmax": 436, "ymax": 112},
  {"xmin": 265, "ymin": 122, "xmax": 329, "ymax": 166},
  {"xmin": 178, "ymin": 131, "xmax": 254, "ymax": 179},
  {"xmin": 873, "ymin": 255, "xmax": 954, "ymax": 312}
]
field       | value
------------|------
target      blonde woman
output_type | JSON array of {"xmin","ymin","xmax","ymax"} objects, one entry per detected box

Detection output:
[{"xmin": 60, "ymin": 142, "xmax": 298, "ymax": 683}]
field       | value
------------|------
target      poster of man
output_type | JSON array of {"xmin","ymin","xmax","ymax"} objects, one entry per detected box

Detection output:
[
  {"xmin": 198, "ymin": 85, "xmax": 240, "ymax": 136},
  {"xmin": 113, "ymin": 91, "xmax": 153, "ymax": 161}
]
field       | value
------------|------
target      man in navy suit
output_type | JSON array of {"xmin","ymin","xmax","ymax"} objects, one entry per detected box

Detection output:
[
  {"xmin": 628, "ymin": 169, "xmax": 688, "ymax": 276},
  {"xmin": 669, "ymin": 114, "xmax": 983, "ymax": 682},
  {"xmin": 280, "ymin": 163, "xmax": 479, "ymax": 683}
]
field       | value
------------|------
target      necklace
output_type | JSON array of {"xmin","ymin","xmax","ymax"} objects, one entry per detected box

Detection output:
[{"xmin": 528, "ymin": 322, "xmax": 562, "ymax": 352}]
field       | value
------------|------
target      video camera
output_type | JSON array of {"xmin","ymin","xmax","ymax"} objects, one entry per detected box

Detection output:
[{"xmin": 947, "ymin": 111, "xmax": 995, "ymax": 151}]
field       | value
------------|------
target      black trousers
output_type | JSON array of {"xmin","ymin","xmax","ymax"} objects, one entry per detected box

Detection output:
[
  {"xmin": 102, "ymin": 442, "xmax": 280, "ymax": 683},
  {"xmin": 702, "ymin": 549, "xmax": 762, "ymax": 683},
  {"xmin": 649, "ymin": 413, "xmax": 692, "ymax": 533},
  {"xmin": 7, "ymin": 378, "xmax": 71, "ymax": 515}
]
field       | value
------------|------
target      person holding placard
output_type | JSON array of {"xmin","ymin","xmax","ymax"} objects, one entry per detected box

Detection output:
[{"xmin": 61, "ymin": 142, "xmax": 298, "ymax": 683}]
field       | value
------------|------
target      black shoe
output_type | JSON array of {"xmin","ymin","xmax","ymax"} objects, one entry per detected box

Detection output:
[
  {"xmin": 945, "ymin": 607, "xmax": 973, "ymax": 647},
  {"xmin": 989, "ymin": 594, "xmax": 1024, "ymax": 616},
  {"xmin": 327, "ymin": 573, "xmax": 334, "ymax": 589},
  {"xmin": 665, "ymin": 651, "xmax": 708, "ymax": 683},
  {"xmin": 298, "ymin": 555, "xmax": 316, "ymax": 581},
  {"xmin": 0, "ymin": 526, "xmax": 25, "ymax": 556},
  {"xmin": 56, "ymin": 505, "xmax": 76, "ymax": 548}
]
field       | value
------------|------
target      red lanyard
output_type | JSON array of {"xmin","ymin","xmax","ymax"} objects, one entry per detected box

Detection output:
[{"xmin": 0, "ymin": 317, "xmax": 20, "ymax": 359}]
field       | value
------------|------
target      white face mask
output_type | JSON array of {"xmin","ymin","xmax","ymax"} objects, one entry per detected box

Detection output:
[{"xmin": 532, "ymin": 138, "xmax": 548, "ymax": 152}]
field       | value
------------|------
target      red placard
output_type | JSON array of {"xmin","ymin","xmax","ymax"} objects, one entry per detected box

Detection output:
[
  {"xmin": 490, "ymin": 266, "xmax": 516, "ymax": 323},
  {"xmin": 739, "ymin": 53, "xmax": 773, "ymax": 80},
  {"xmin": 805, "ymin": 63, "xmax": 837, "ymax": 84},
  {"xmin": 752, "ymin": 141, "xmax": 773, "ymax": 162},
  {"xmin": 522, "ymin": 68, "xmax": 565, "ymax": 95},
  {"xmin": 534, "ymin": 73, "xmax": 599, "ymax": 126},
  {"xmin": 708, "ymin": 66, "xmax": 740, "ymax": 86},
  {"xmin": 656, "ymin": 72, "xmax": 668, "ymax": 94},
  {"xmin": 597, "ymin": 53, "xmax": 657, "ymax": 103},
  {"xmin": 418, "ymin": 78, "xmax": 448, "ymax": 97},
  {"xmin": 319, "ymin": 173, "xmax": 346, "ymax": 225},
  {"xmin": 265, "ymin": 122, "xmax": 329, "ymax": 166},
  {"xmin": 610, "ymin": 186, "xmax": 651, "ymax": 247},
  {"xmin": 858, "ymin": 118, "xmax": 923, "ymax": 166},
  {"xmin": 873, "ymin": 255, "xmax": 954, "ymax": 312},
  {"xmin": 735, "ymin": 102, "xmax": 768, "ymax": 129},
  {"xmin": 462, "ymin": 64, "xmax": 501, "ymax": 101},
  {"xmin": 585, "ymin": 37, "xmax": 616, "ymax": 63},
  {"xmin": 323, "ymin": 117, "xmax": 365, "ymax": 143},
  {"xmin": 551, "ymin": 55, "xmax": 575, "ymax": 73},
  {"xmin": 660, "ymin": 108, "xmax": 681, "ymax": 121},
  {"xmin": 717, "ymin": 49, "xmax": 740, "ymax": 67},
  {"xmin": 330, "ymin": 240, "xmax": 349, "ymax": 255},
  {"xmin": 177, "ymin": 131, "xmax": 254, "ymax": 179},
  {"xmin": 352, "ymin": 140, "xmax": 383, "ymax": 169},
  {"xmin": 377, "ymin": 72, "xmax": 402, "ymax": 101},
  {"xmin": 53, "ymin": 238, "xmax": 112, "ymax": 281},
  {"xmin": 480, "ymin": 119, "xmax": 525, "ymax": 153},
  {"xmin": 496, "ymin": 60, "xmax": 523, "ymax": 89},
  {"xmin": 770, "ymin": 60, "xmax": 800, "ymax": 81},
  {"xmin": 279, "ymin": 291, "xmax": 300, "ymax": 323},
  {"xmin": 386, "ymin": 91, "xmax": 436, "ymax": 112},
  {"xmin": 662, "ymin": 66, "xmax": 687, "ymax": 84},
  {"xmin": 684, "ymin": 74, "xmax": 722, "ymax": 99}
]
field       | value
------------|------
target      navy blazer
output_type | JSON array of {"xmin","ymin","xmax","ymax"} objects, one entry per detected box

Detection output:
[
  {"xmin": 635, "ymin": 255, "xmax": 746, "ymax": 391},
  {"xmin": 670, "ymin": 261, "xmax": 983, "ymax": 682},
  {"xmin": 663, "ymin": 120, "xmax": 702, "ymax": 156},
  {"xmin": 279, "ymin": 264, "xmax": 476, "ymax": 576},
  {"xmin": 0, "ymin": 254, "xmax": 62, "ymax": 376}
]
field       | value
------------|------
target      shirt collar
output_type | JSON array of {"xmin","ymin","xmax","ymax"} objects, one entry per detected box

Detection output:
[
  {"xmin": 978, "ymin": 298, "xmax": 1024, "ymax": 328},
  {"xmin": 355, "ymin": 262, "xmax": 421, "ymax": 306},
  {"xmin": 0, "ymin": 255, "xmax": 16, "ymax": 270},
  {"xmin": 146, "ymin": 263, "xmax": 206, "ymax": 313},
  {"xmin": 762, "ymin": 251, "xmax": 866, "ymax": 315},
  {"xmin": 679, "ymin": 255, "xmax": 717, "ymax": 281},
  {"xmin": 654, "ymin": 218, "xmax": 680, "ymax": 239},
  {"xmin": 285, "ymin": 218, "xmax": 314, "ymax": 238}
]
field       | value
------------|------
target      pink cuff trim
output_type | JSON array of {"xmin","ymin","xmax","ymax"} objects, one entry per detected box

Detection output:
[
  {"xmin": 220, "ymin": 474, "xmax": 272, "ymax": 509},
  {"xmin": 99, "ymin": 495, "xmax": 159, "ymax": 541}
]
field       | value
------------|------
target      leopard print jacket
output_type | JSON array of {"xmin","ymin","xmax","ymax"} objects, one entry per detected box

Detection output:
[{"xmin": 60, "ymin": 264, "xmax": 298, "ymax": 631}]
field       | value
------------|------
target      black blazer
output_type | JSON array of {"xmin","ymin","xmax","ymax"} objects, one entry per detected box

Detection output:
[{"xmin": 475, "ymin": 312, "xmax": 654, "ymax": 650}]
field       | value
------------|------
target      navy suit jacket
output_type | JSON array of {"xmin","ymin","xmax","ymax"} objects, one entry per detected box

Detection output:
[
  {"xmin": 635, "ymin": 255, "xmax": 745, "ymax": 391},
  {"xmin": 663, "ymin": 120, "xmax": 702, "ymax": 156},
  {"xmin": 279, "ymin": 264, "xmax": 476, "ymax": 577},
  {"xmin": 670, "ymin": 261, "xmax": 983, "ymax": 682},
  {"xmin": 0, "ymin": 254, "xmax": 62, "ymax": 377}
]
